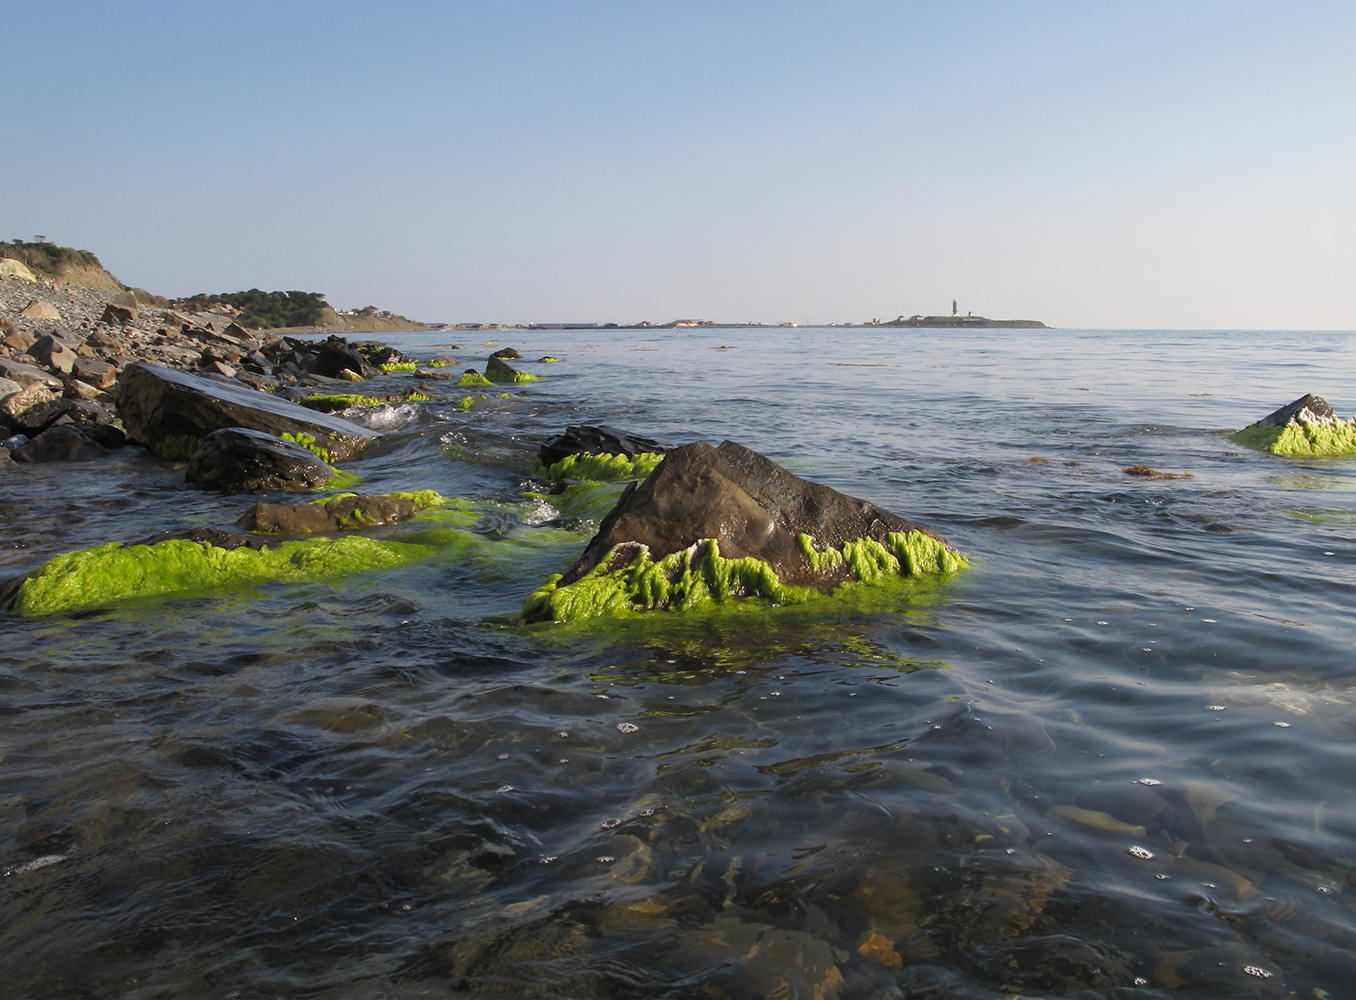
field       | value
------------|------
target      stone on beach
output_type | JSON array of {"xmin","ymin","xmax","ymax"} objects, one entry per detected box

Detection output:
[
  {"xmin": 19, "ymin": 299, "xmax": 61, "ymax": 320},
  {"xmin": 524, "ymin": 439, "xmax": 967, "ymax": 622},
  {"xmin": 114, "ymin": 362, "xmax": 377, "ymax": 461},
  {"xmin": 0, "ymin": 258, "xmax": 38, "ymax": 281}
]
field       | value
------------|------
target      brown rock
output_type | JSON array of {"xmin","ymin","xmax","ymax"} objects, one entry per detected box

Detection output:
[
  {"xmin": 19, "ymin": 299, "xmax": 61, "ymax": 320},
  {"xmin": 1, "ymin": 382, "xmax": 68, "ymax": 435},
  {"xmin": 72, "ymin": 356, "xmax": 118, "ymax": 388},
  {"xmin": 3, "ymin": 329, "xmax": 36, "ymax": 353},
  {"xmin": 556, "ymin": 439, "xmax": 955, "ymax": 591},
  {"xmin": 28, "ymin": 335, "xmax": 79, "ymax": 374},
  {"xmin": 237, "ymin": 494, "xmax": 417, "ymax": 534}
]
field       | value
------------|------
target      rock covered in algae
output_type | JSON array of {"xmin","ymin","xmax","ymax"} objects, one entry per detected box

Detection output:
[
  {"xmin": 185, "ymin": 427, "xmax": 337, "ymax": 491},
  {"xmin": 539, "ymin": 424, "xmax": 664, "ymax": 469},
  {"xmin": 1231, "ymin": 393, "xmax": 1356, "ymax": 457},
  {"xmin": 237, "ymin": 494, "xmax": 419, "ymax": 534},
  {"xmin": 8, "ymin": 532, "xmax": 434, "ymax": 617},
  {"xmin": 523, "ymin": 440, "xmax": 967, "ymax": 622},
  {"xmin": 113, "ymin": 362, "xmax": 377, "ymax": 462}
]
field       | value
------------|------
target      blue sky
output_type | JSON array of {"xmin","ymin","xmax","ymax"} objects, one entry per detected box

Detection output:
[{"xmin": 6, "ymin": 0, "xmax": 1353, "ymax": 328}]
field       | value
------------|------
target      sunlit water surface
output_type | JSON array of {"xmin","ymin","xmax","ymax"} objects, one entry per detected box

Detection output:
[{"xmin": 3, "ymin": 327, "xmax": 1355, "ymax": 998}]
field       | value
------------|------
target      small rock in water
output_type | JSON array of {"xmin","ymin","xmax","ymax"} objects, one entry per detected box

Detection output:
[{"xmin": 186, "ymin": 427, "xmax": 336, "ymax": 491}]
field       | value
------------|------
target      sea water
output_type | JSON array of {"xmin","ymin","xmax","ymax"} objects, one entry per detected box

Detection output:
[{"xmin": 2, "ymin": 326, "xmax": 1354, "ymax": 997}]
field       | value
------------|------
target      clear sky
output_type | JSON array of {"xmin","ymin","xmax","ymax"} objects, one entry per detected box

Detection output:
[{"xmin": 6, "ymin": 0, "xmax": 1354, "ymax": 329}]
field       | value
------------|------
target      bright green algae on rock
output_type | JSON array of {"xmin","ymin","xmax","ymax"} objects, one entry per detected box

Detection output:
[
  {"xmin": 1231, "ymin": 416, "xmax": 1356, "ymax": 457},
  {"xmin": 455, "ymin": 372, "xmax": 494, "ymax": 387},
  {"xmin": 380, "ymin": 361, "xmax": 418, "ymax": 373},
  {"xmin": 523, "ymin": 529, "xmax": 968, "ymax": 623},
  {"xmin": 542, "ymin": 451, "xmax": 665, "ymax": 484},
  {"xmin": 155, "ymin": 434, "xmax": 201, "ymax": 460},
  {"xmin": 280, "ymin": 432, "xmax": 333, "ymax": 463},
  {"xmin": 12, "ymin": 535, "xmax": 437, "ymax": 617}
]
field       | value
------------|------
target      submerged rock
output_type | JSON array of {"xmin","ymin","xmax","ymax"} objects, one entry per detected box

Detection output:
[
  {"xmin": 13, "ymin": 424, "xmax": 114, "ymax": 463},
  {"xmin": 524, "ymin": 440, "xmax": 967, "ymax": 623},
  {"xmin": 185, "ymin": 427, "xmax": 337, "ymax": 491},
  {"xmin": 1231, "ymin": 393, "xmax": 1356, "ymax": 457},
  {"xmin": 8, "ymin": 532, "xmax": 436, "ymax": 617},
  {"xmin": 114, "ymin": 362, "xmax": 377, "ymax": 461},
  {"xmin": 237, "ymin": 494, "xmax": 419, "ymax": 534}
]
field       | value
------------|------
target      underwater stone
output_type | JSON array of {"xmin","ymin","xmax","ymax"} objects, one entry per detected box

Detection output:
[
  {"xmin": 114, "ymin": 363, "xmax": 377, "ymax": 462},
  {"xmin": 238, "ymin": 494, "xmax": 418, "ymax": 534},
  {"xmin": 185, "ymin": 427, "xmax": 336, "ymax": 491},
  {"xmin": 1231, "ymin": 393, "xmax": 1356, "ymax": 457},
  {"xmin": 524, "ymin": 440, "xmax": 966, "ymax": 622}
]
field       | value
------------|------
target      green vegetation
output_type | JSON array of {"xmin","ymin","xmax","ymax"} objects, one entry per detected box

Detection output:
[
  {"xmin": 154, "ymin": 434, "xmax": 201, "ymax": 460},
  {"xmin": 305, "ymin": 393, "xmax": 385, "ymax": 410},
  {"xmin": 177, "ymin": 289, "xmax": 328, "ymax": 329},
  {"xmin": 280, "ymin": 432, "xmax": 333, "ymax": 464},
  {"xmin": 406, "ymin": 389, "xmax": 432, "ymax": 402},
  {"xmin": 488, "ymin": 369, "xmax": 540, "ymax": 383},
  {"xmin": 0, "ymin": 240, "xmax": 107, "ymax": 279},
  {"xmin": 524, "ymin": 529, "xmax": 968, "ymax": 623},
  {"xmin": 12, "ymin": 535, "xmax": 436, "ymax": 617},
  {"xmin": 1231, "ymin": 415, "xmax": 1356, "ymax": 457},
  {"xmin": 381, "ymin": 361, "xmax": 418, "ymax": 373},
  {"xmin": 456, "ymin": 371, "xmax": 494, "ymax": 387},
  {"xmin": 542, "ymin": 451, "xmax": 665, "ymax": 484}
]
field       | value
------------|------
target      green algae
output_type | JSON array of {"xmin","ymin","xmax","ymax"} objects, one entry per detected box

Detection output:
[
  {"xmin": 405, "ymin": 389, "xmax": 432, "ymax": 402},
  {"xmin": 1231, "ymin": 415, "xmax": 1356, "ymax": 458},
  {"xmin": 12, "ymin": 535, "xmax": 438, "ymax": 617},
  {"xmin": 428, "ymin": 360, "xmax": 451, "ymax": 367},
  {"xmin": 523, "ymin": 529, "xmax": 968, "ymax": 624},
  {"xmin": 154, "ymin": 434, "xmax": 201, "ymax": 460},
  {"xmin": 454, "ymin": 396, "xmax": 475, "ymax": 411},
  {"xmin": 304, "ymin": 393, "xmax": 384, "ymax": 409},
  {"xmin": 380, "ymin": 361, "xmax": 417, "ymax": 373},
  {"xmin": 325, "ymin": 469, "xmax": 363, "ymax": 491},
  {"xmin": 280, "ymin": 432, "xmax": 333, "ymax": 464},
  {"xmin": 537, "ymin": 356, "xmax": 561, "ymax": 363},
  {"xmin": 524, "ymin": 481, "xmax": 634, "ymax": 523},
  {"xmin": 487, "ymin": 369, "xmax": 539, "ymax": 383},
  {"xmin": 337, "ymin": 368, "xmax": 363, "ymax": 382},
  {"xmin": 542, "ymin": 451, "xmax": 665, "ymax": 484},
  {"xmin": 455, "ymin": 372, "xmax": 494, "ymax": 387}
]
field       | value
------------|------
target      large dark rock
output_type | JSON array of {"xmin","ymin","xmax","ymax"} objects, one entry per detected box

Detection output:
[
  {"xmin": 557, "ymin": 440, "xmax": 953, "ymax": 591},
  {"xmin": 185, "ymin": 427, "xmax": 335, "ymax": 491},
  {"xmin": 485, "ymin": 355, "xmax": 528, "ymax": 382},
  {"xmin": 236, "ymin": 495, "xmax": 417, "ymax": 534},
  {"xmin": 1256, "ymin": 393, "xmax": 1335, "ymax": 427},
  {"xmin": 310, "ymin": 336, "xmax": 378, "ymax": 379},
  {"xmin": 539, "ymin": 424, "xmax": 664, "ymax": 469},
  {"xmin": 1, "ymin": 382, "xmax": 68, "ymax": 435},
  {"xmin": 489, "ymin": 347, "xmax": 521, "ymax": 360},
  {"xmin": 114, "ymin": 363, "xmax": 376, "ymax": 461}
]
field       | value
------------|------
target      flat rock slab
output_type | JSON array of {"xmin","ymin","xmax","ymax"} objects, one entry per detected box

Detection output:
[
  {"xmin": 114, "ymin": 363, "xmax": 377, "ymax": 461},
  {"xmin": 559, "ymin": 439, "xmax": 953, "ymax": 590}
]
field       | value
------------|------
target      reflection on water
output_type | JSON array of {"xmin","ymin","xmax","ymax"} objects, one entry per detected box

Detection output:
[{"xmin": 2, "ymin": 327, "xmax": 1356, "ymax": 996}]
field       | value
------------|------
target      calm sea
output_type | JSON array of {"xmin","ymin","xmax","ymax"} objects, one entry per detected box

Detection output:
[{"xmin": 2, "ymin": 326, "xmax": 1354, "ymax": 997}]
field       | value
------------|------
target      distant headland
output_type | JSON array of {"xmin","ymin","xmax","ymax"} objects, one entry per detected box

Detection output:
[{"xmin": 875, "ymin": 314, "xmax": 1047, "ymax": 329}]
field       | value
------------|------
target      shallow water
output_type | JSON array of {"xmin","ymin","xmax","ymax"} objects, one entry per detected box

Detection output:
[{"xmin": 3, "ymin": 327, "xmax": 1355, "ymax": 998}]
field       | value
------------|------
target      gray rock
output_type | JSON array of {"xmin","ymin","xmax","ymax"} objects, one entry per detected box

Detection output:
[
  {"xmin": 113, "ymin": 362, "xmax": 376, "ymax": 461},
  {"xmin": 13, "ymin": 424, "xmax": 111, "ymax": 463},
  {"xmin": 0, "ymin": 377, "xmax": 22, "ymax": 398},
  {"xmin": 72, "ymin": 356, "xmax": 117, "ymax": 388},
  {"xmin": 185, "ymin": 426, "xmax": 336, "ymax": 491},
  {"xmin": 1257, "ymin": 393, "xmax": 1336, "ymax": 427},
  {"xmin": 489, "ymin": 347, "xmax": 521, "ymax": 360},
  {"xmin": 236, "ymin": 494, "xmax": 417, "ymax": 533},
  {"xmin": 485, "ymin": 355, "xmax": 525, "ymax": 382},
  {"xmin": 28, "ymin": 335, "xmax": 78, "ymax": 374},
  {"xmin": 1, "ymin": 382, "xmax": 68, "ymax": 435}
]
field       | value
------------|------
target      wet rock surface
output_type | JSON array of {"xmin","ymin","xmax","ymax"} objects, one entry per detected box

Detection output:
[
  {"xmin": 558, "ymin": 439, "xmax": 953, "ymax": 589},
  {"xmin": 237, "ymin": 494, "xmax": 418, "ymax": 534},
  {"xmin": 114, "ymin": 363, "xmax": 377, "ymax": 461},
  {"xmin": 539, "ymin": 423, "xmax": 664, "ymax": 469},
  {"xmin": 185, "ymin": 427, "xmax": 336, "ymax": 491}
]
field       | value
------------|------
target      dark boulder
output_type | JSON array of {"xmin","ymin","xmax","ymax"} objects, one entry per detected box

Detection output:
[
  {"xmin": 539, "ymin": 424, "xmax": 664, "ymax": 469},
  {"xmin": 1, "ymin": 382, "xmax": 68, "ymax": 435},
  {"xmin": 13, "ymin": 424, "xmax": 112, "ymax": 463},
  {"xmin": 485, "ymin": 355, "xmax": 529, "ymax": 382},
  {"xmin": 236, "ymin": 494, "xmax": 418, "ymax": 534},
  {"xmin": 357, "ymin": 345, "xmax": 410, "ymax": 367},
  {"xmin": 185, "ymin": 427, "xmax": 335, "ymax": 491},
  {"xmin": 557, "ymin": 440, "xmax": 954, "ymax": 591},
  {"xmin": 113, "ymin": 363, "xmax": 376, "ymax": 461},
  {"xmin": 310, "ymin": 336, "xmax": 378, "ymax": 379},
  {"xmin": 1256, "ymin": 393, "xmax": 1335, "ymax": 427},
  {"xmin": 490, "ymin": 347, "xmax": 521, "ymax": 360}
]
